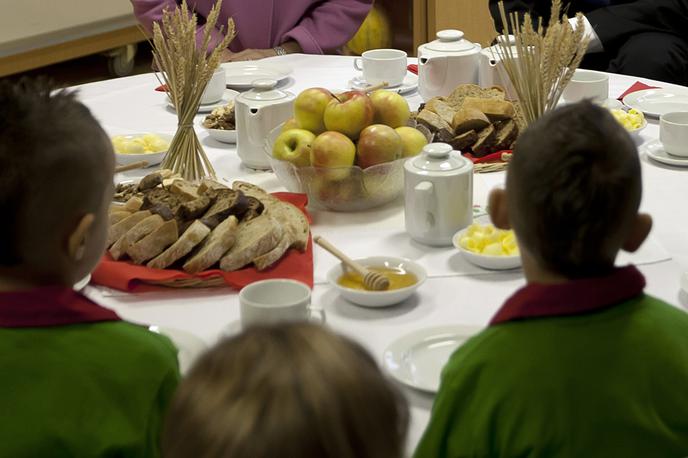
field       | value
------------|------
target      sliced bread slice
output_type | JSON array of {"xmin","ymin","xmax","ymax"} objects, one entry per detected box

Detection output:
[
  {"xmin": 471, "ymin": 124, "xmax": 498, "ymax": 157},
  {"xmin": 424, "ymin": 98, "xmax": 457, "ymax": 127},
  {"xmin": 232, "ymin": 181, "xmax": 280, "ymax": 209},
  {"xmin": 219, "ymin": 215, "xmax": 283, "ymax": 272},
  {"xmin": 446, "ymin": 84, "xmax": 505, "ymax": 109},
  {"xmin": 109, "ymin": 214, "xmax": 164, "ymax": 260},
  {"xmin": 493, "ymin": 119, "xmax": 519, "ymax": 151},
  {"xmin": 109, "ymin": 211, "xmax": 132, "ymax": 225},
  {"xmin": 253, "ymin": 232, "xmax": 292, "ymax": 271},
  {"xmin": 265, "ymin": 201, "xmax": 309, "ymax": 252},
  {"xmin": 200, "ymin": 189, "xmax": 249, "ymax": 229},
  {"xmin": 127, "ymin": 220, "xmax": 179, "ymax": 264},
  {"xmin": 449, "ymin": 130, "xmax": 479, "ymax": 152},
  {"xmin": 240, "ymin": 196, "xmax": 265, "ymax": 222},
  {"xmin": 147, "ymin": 220, "xmax": 211, "ymax": 270},
  {"xmin": 107, "ymin": 210, "xmax": 152, "ymax": 247},
  {"xmin": 452, "ymin": 108, "xmax": 491, "ymax": 135},
  {"xmin": 461, "ymin": 97, "xmax": 515, "ymax": 121},
  {"xmin": 183, "ymin": 216, "xmax": 239, "ymax": 274}
]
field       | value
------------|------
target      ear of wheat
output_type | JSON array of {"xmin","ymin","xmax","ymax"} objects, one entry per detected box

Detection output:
[
  {"xmin": 495, "ymin": 0, "xmax": 590, "ymax": 125},
  {"xmin": 151, "ymin": 0, "xmax": 236, "ymax": 181}
]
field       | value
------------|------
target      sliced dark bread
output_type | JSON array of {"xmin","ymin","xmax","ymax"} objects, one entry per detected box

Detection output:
[
  {"xmin": 472, "ymin": 125, "xmax": 498, "ymax": 157},
  {"xmin": 449, "ymin": 130, "xmax": 479, "ymax": 152},
  {"xmin": 176, "ymin": 195, "xmax": 213, "ymax": 221},
  {"xmin": 241, "ymin": 196, "xmax": 265, "ymax": 222},
  {"xmin": 199, "ymin": 189, "xmax": 249, "ymax": 229},
  {"xmin": 493, "ymin": 119, "xmax": 519, "ymax": 151}
]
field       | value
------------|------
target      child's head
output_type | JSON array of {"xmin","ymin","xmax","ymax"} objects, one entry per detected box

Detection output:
[
  {"xmin": 489, "ymin": 101, "xmax": 652, "ymax": 279},
  {"xmin": 0, "ymin": 78, "xmax": 114, "ymax": 286},
  {"xmin": 163, "ymin": 323, "xmax": 409, "ymax": 458}
]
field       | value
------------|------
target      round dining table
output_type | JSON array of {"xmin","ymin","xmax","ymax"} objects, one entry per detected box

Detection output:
[{"xmin": 77, "ymin": 53, "xmax": 688, "ymax": 452}]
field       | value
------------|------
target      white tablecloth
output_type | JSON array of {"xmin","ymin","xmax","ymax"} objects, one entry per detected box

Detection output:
[{"xmin": 76, "ymin": 54, "xmax": 688, "ymax": 452}]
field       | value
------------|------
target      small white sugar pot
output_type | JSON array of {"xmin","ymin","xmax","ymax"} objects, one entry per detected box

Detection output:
[
  {"xmin": 404, "ymin": 143, "xmax": 473, "ymax": 246},
  {"xmin": 235, "ymin": 79, "xmax": 295, "ymax": 170}
]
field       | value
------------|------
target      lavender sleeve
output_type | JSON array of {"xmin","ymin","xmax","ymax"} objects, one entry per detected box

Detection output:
[
  {"xmin": 130, "ymin": 0, "xmax": 227, "ymax": 51},
  {"xmin": 281, "ymin": 0, "xmax": 374, "ymax": 54}
]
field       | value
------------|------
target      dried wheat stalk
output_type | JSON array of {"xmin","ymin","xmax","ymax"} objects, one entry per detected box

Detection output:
[
  {"xmin": 151, "ymin": 0, "xmax": 236, "ymax": 180},
  {"xmin": 495, "ymin": 0, "xmax": 590, "ymax": 125}
]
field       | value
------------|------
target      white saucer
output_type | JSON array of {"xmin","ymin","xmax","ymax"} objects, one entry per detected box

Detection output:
[
  {"xmin": 383, "ymin": 325, "xmax": 481, "ymax": 393},
  {"xmin": 348, "ymin": 72, "xmax": 418, "ymax": 95},
  {"xmin": 148, "ymin": 325, "xmax": 208, "ymax": 374},
  {"xmin": 623, "ymin": 88, "xmax": 688, "ymax": 118},
  {"xmin": 167, "ymin": 89, "xmax": 239, "ymax": 114},
  {"xmin": 644, "ymin": 140, "xmax": 688, "ymax": 167},
  {"xmin": 221, "ymin": 61, "xmax": 292, "ymax": 89},
  {"xmin": 206, "ymin": 127, "xmax": 237, "ymax": 144}
]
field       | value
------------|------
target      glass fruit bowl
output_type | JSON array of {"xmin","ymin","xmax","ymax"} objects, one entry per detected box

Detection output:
[{"xmin": 265, "ymin": 125, "xmax": 405, "ymax": 212}]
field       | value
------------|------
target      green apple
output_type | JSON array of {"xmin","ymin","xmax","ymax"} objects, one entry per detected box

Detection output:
[
  {"xmin": 369, "ymin": 90, "xmax": 410, "ymax": 128},
  {"xmin": 281, "ymin": 118, "xmax": 301, "ymax": 133},
  {"xmin": 395, "ymin": 126, "xmax": 428, "ymax": 157},
  {"xmin": 311, "ymin": 131, "xmax": 356, "ymax": 180},
  {"xmin": 323, "ymin": 90, "xmax": 374, "ymax": 140},
  {"xmin": 294, "ymin": 88, "xmax": 334, "ymax": 135},
  {"xmin": 356, "ymin": 124, "xmax": 403, "ymax": 169},
  {"xmin": 272, "ymin": 128, "xmax": 316, "ymax": 167}
]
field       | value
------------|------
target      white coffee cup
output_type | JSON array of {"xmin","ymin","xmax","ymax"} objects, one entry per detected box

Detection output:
[
  {"xmin": 239, "ymin": 279, "xmax": 325, "ymax": 328},
  {"xmin": 562, "ymin": 69, "xmax": 609, "ymax": 103},
  {"xmin": 353, "ymin": 49, "xmax": 407, "ymax": 87},
  {"xmin": 660, "ymin": 111, "xmax": 688, "ymax": 157},
  {"xmin": 200, "ymin": 68, "xmax": 226, "ymax": 105}
]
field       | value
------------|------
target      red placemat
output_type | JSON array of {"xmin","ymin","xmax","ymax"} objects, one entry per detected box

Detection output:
[
  {"xmin": 92, "ymin": 192, "xmax": 313, "ymax": 292},
  {"xmin": 463, "ymin": 150, "xmax": 512, "ymax": 164},
  {"xmin": 617, "ymin": 81, "xmax": 660, "ymax": 101}
]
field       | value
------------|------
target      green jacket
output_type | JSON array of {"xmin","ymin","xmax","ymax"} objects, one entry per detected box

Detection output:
[
  {"xmin": 415, "ymin": 267, "xmax": 688, "ymax": 457},
  {"xmin": 0, "ymin": 286, "xmax": 180, "ymax": 458}
]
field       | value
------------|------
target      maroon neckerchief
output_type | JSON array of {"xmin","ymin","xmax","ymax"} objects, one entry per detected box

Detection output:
[
  {"xmin": 0, "ymin": 286, "xmax": 121, "ymax": 328},
  {"xmin": 490, "ymin": 265, "xmax": 646, "ymax": 326}
]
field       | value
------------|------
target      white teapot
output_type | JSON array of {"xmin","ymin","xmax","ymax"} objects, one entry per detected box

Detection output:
[
  {"xmin": 404, "ymin": 143, "xmax": 473, "ymax": 246},
  {"xmin": 417, "ymin": 29, "xmax": 481, "ymax": 101},
  {"xmin": 479, "ymin": 35, "xmax": 519, "ymax": 100},
  {"xmin": 235, "ymin": 79, "xmax": 295, "ymax": 170}
]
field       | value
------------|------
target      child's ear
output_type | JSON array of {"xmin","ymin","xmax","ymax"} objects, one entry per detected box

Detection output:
[
  {"xmin": 67, "ymin": 214, "xmax": 95, "ymax": 262},
  {"xmin": 488, "ymin": 188, "xmax": 510, "ymax": 230},
  {"xmin": 622, "ymin": 213, "xmax": 653, "ymax": 253}
]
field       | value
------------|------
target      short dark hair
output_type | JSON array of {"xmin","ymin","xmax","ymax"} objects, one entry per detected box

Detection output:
[
  {"xmin": 163, "ymin": 323, "xmax": 409, "ymax": 458},
  {"xmin": 0, "ymin": 78, "xmax": 112, "ymax": 266},
  {"xmin": 507, "ymin": 101, "xmax": 641, "ymax": 278}
]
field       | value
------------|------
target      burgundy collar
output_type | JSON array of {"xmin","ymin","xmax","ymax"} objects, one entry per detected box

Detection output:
[
  {"xmin": 0, "ymin": 286, "xmax": 120, "ymax": 328},
  {"xmin": 490, "ymin": 265, "xmax": 646, "ymax": 326}
]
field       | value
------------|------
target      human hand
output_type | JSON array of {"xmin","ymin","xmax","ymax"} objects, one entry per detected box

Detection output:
[{"xmin": 220, "ymin": 48, "xmax": 277, "ymax": 62}]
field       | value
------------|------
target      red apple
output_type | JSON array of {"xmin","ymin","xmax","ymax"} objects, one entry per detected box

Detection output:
[
  {"xmin": 272, "ymin": 128, "xmax": 316, "ymax": 167},
  {"xmin": 369, "ymin": 90, "xmax": 411, "ymax": 128},
  {"xmin": 311, "ymin": 131, "xmax": 356, "ymax": 180},
  {"xmin": 395, "ymin": 126, "xmax": 428, "ymax": 157},
  {"xmin": 294, "ymin": 88, "xmax": 334, "ymax": 135},
  {"xmin": 356, "ymin": 124, "xmax": 403, "ymax": 169},
  {"xmin": 323, "ymin": 91, "xmax": 374, "ymax": 140}
]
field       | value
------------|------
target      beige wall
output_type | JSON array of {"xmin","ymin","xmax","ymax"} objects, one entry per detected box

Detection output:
[{"xmin": 0, "ymin": 0, "xmax": 137, "ymax": 56}]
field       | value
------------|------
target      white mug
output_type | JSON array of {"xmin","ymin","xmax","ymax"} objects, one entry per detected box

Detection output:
[
  {"xmin": 200, "ymin": 68, "xmax": 226, "ymax": 105},
  {"xmin": 562, "ymin": 69, "xmax": 609, "ymax": 103},
  {"xmin": 660, "ymin": 112, "xmax": 688, "ymax": 157},
  {"xmin": 353, "ymin": 49, "xmax": 407, "ymax": 87},
  {"xmin": 239, "ymin": 279, "xmax": 325, "ymax": 328}
]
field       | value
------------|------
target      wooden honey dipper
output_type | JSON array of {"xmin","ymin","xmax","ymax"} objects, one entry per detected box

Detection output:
[{"xmin": 314, "ymin": 236, "xmax": 390, "ymax": 291}]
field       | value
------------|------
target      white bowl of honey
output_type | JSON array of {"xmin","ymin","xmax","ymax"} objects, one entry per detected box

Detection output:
[{"xmin": 327, "ymin": 256, "xmax": 427, "ymax": 307}]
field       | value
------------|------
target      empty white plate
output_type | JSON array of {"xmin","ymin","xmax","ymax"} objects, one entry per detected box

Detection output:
[
  {"xmin": 148, "ymin": 326, "xmax": 208, "ymax": 374},
  {"xmin": 623, "ymin": 88, "xmax": 688, "ymax": 118},
  {"xmin": 383, "ymin": 325, "xmax": 481, "ymax": 393},
  {"xmin": 221, "ymin": 62, "xmax": 292, "ymax": 89},
  {"xmin": 644, "ymin": 140, "xmax": 688, "ymax": 167},
  {"xmin": 348, "ymin": 72, "xmax": 418, "ymax": 95}
]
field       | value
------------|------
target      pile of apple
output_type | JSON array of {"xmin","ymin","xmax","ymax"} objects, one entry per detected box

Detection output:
[{"xmin": 272, "ymin": 88, "xmax": 428, "ymax": 171}]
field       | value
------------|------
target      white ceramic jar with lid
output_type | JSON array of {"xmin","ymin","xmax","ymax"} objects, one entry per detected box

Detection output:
[
  {"xmin": 479, "ymin": 35, "xmax": 519, "ymax": 100},
  {"xmin": 417, "ymin": 29, "xmax": 481, "ymax": 101},
  {"xmin": 235, "ymin": 78, "xmax": 295, "ymax": 170},
  {"xmin": 404, "ymin": 143, "xmax": 473, "ymax": 246}
]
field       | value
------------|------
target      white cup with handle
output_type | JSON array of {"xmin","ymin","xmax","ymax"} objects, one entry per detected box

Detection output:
[
  {"xmin": 239, "ymin": 279, "xmax": 325, "ymax": 328},
  {"xmin": 660, "ymin": 112, "xmax": 688, "ymax": 157},
  {"xmin": 200, "ymin": 67, "xmax": 226, "ymax": 105},
  {"xmin": 353, "ymin": 49, "xmax": 408, "ymax": 87},
  {"xmin": 562, "ymin": 69, "xmax": 609, "ymax": 103}
]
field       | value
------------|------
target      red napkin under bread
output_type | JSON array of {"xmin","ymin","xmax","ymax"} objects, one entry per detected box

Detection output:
[
  {"xmin": 463, "ymin": 150, "xmax": 512, "ymax": 164},
  {"xmin": 92, "ymin": 192, "xmax": 313, "ymax": 292}
]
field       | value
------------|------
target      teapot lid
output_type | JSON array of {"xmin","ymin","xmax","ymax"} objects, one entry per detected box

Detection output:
[
  {"xmin": 425, "ymin": 29, "xmax": 477, "ymax": 53},
  {"xmin": 408, "ymin": 143, "xmax": 469, "ymax": 172},
  {"xmin": 239, "ymin": 79, "xmax": 293, "ymax": 103}
]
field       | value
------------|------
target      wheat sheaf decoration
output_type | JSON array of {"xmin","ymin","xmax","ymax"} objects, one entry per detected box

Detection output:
[
  {"xmin": 151, "ymin": 0, "xmax": 236, "ymax": 180},
  {"xmin": 495, "ymin": 0, "xmax": 590, "ymax": 126}
]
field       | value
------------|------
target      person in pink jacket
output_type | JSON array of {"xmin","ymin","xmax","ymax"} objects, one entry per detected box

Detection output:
[{"xmin": 131, "ymin": 0, "xmax": 373, "ymax": 61}]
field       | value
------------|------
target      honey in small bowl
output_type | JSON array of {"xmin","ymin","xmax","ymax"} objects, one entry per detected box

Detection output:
[{"xmin": 337, "ymin": 266, "xmax": 417, "ymax": 292}]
